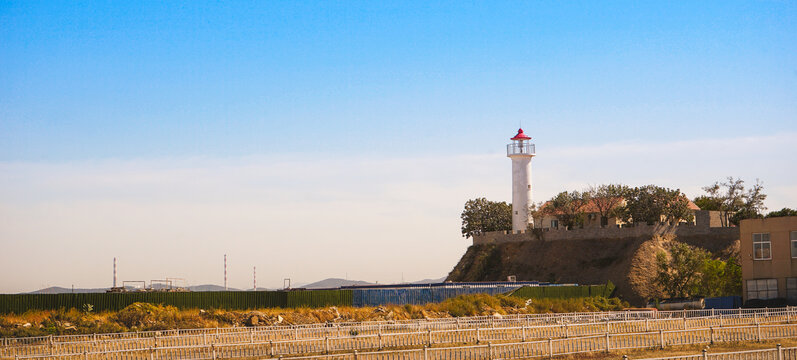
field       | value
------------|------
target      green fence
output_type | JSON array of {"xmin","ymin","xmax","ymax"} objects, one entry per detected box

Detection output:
[
  {"xmin": 0, "ymin": 290, "xmax": 352, "ymax": 314},
  {"xmin": 0, "ymin": 284, "xmax": 614, "ymax": 314},
  {"xmin": 509, "ymin": 281, "xmax": 615, "ymax": 299}
]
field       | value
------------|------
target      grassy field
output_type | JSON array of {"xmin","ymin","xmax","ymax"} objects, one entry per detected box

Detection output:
[{"xmin": 0, "ymin": 294, "xmax": 628, "ymax": 337}]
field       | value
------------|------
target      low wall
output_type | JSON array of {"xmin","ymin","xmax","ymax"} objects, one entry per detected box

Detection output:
[{"xmin": 473, "ymin": 222, "xmax": 739, "ymax": 245}]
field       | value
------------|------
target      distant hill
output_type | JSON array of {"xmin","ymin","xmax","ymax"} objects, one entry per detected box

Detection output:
[
  {"xmin": 410, "ymin": 277, "xmax": 447, "ymax": 284},
  {"xmin": 302, "ymin": 278, "xmax": 375, "ymax": 289},
  {"xmin": 28, "ymin": 286, "xmax": 107, "ymax": 294},
  {"xmin": 188, "ymin": 284, "xmax": 240, "ymax": 292}
]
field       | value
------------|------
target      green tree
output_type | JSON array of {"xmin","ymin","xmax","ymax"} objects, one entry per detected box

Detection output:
[
  {"xmin": 542, "ymin": 191, "xmax": 589, "ymax": 229},
  {"xmin": 766, "ymin": 208, "xmax": 797, "ymax": 218},
  {"xmin": 460, "ymin": 198, "xmax": 512, "ymax": 238},
  {"xmin": 619, "ymin": 185, "xmax": 694, "ymax": 225},
  {"xmin": 693, "ymin": 195, "xmax": 721, "ymax": 211},
  {"xmin": 694, "ymin": 256, "xmax": 742, "ymax": 297},
  {"xmin": 586, "ymin": 184, "xmax": 628, "ymax": 227},
  {"xmin": 655, "ymin": 243, "xmax": 709, "ymax": 298}
]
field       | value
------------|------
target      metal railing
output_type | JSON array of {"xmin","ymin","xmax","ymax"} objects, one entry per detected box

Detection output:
[
  {"xmin": 10, "ymin": 321, "xmax": 797, "ymax": 360},
  {"xmin": 633, "ymin": 344, "xmax": 797, "ymax": 360},
  {"xmin": 3, "ymin": 308, "xmax": 795, "ymax": 360},
  {"xmin": 506, "ymin": 143, "xmax": 535, "ymax": 156}
]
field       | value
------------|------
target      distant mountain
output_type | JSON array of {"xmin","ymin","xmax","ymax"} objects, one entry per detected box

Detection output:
[
  {"xmin": 188, "ymin": 284, "xmax": 240, "ymax": 292},
  {"xmin": 410, "ymin": 277, "xmax": 447, "ymax": 284},
  {"xmin": 302, "ymin": 278, "xmax": 375, "ymax": 289},
  {"xmin": 28, "ymin": 286, "xmax": 107, "ymax": 294}
]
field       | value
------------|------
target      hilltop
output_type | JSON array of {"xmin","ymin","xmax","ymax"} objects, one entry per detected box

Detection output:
[{"xmin": 447, "ymin": 232, "xmax": 739, "ymax": 305}]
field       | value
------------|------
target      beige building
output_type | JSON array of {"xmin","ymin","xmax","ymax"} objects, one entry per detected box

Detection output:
[{"xmin": 740, "ymin": 216, "xmax": 797, "ymax": 303}]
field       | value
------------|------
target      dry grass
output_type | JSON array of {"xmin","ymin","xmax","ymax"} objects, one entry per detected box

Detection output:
[{"xmin": 0, "ymin": 295, "xmax": 626, "ymax": 337}]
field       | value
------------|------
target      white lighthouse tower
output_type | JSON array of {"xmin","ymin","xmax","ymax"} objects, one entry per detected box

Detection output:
[{"xmin": 507, "ymin": 128, "xmax": 536, "ymax": 232}]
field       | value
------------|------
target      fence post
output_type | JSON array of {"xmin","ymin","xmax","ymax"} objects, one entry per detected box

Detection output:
[
  {"xmin": 712, "ymin": 308, "xmax": 715, "ymax": 317},
  {"xmin": 149, "ymin": 347, "xmax": 155, "ymax": 360},
  {"xmin": 659, "ymin": 329, "xmax": 665, "ymax": 349},
  {"xmin": 778, "ymin": 344, "xmax": 783, "ymax": 360},
  {"xmin": 564, "ymin": 323, "xmax": 569, "ymax": 338},
  {"xmin": 605, "ymin": 332, "xmax": 610, "ymax": 353},
  {"xmin": 683, "ymin": 317, "xmax": 687, "ymax": 330},
  {"xmin": 719, "ymin": 314, "xmax": 723, "ymax": 327},
  {"xmin": 645, "ymin": 318, "xmax": 649, "ymax": 332},
  {"xmin": 606, "ymin": 320, "xmax": 610, "ymax": 334},
  {"xmin": 522, "ymin": 325, "xmax": 527, "ymax": 342},
  {"xmin": 203, "ymin": 332, "xmax": 207, "ymax": 345},
  {"xmin": 755, "ymin": 312, "xmax": 759, "ymax": 324},
  {"xmin": 354, "ymin": 350, "xmax": 358, "ymax": 360},
  {"xmin": 757, "ymin": 323, "xmax": 762, "ymax": 342},
  {"xmin": 250, "ymin": 328, "xmax": 254, "ymax": 343},
  {"xmin": 83, "ymin": 351, "xmax": 88, "ymax": 360},
  {"xmin": 428, "ymin": 329, "xmax": 432, "ymax": 346},
  {"xmin": 476, "ymin": 327, "xmax": 480, "ymax": 344},
  {"xmin": 295, "ymin": 327, "xmax": 299, "ymax": 340},
  {"xmin": 490, "ymin": 342, "xmax": 495, "ymax": 360},
  {"xmin": 325, "ymin": 337, "xmax": 330, "ymax": 354},
  {"xmin": 710, "ymin": 326, "xmax": 714, "ymax": 344},
  {"xmin": 548, "ymin": 338, "xmax": 553, "ymax": 359},
  {"xmin": 702, "ymin": 349, "xmax": 707, "ymax": 360},
  {"xmin": 269, "ymin": 340, "xmax": 275, "ymax": 357}
]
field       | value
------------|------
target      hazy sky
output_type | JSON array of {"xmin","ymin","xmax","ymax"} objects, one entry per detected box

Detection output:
[{"xmin": 1, "ymin": 2, "xmax": 796, "ymax": 293}]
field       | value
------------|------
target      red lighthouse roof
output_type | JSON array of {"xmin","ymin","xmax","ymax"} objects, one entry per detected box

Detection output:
[{"xmin": 511, "ymin": 128, "xmax": 531, "ymax": 140}]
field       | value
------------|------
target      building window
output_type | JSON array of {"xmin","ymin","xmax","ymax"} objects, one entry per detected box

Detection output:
[
  {"xmin": 753, "ymin": 233, "xmax": 771, "ymax": 260},
  {"xmin": 791, "ymin": 231, "xmax": 797, "ymax": 258},
  {"xmin": 551, "ymin": 220, "xmax": 559, "ymax": 229},
  {"xmin": 747, "ymin": 279, "xmax": 778, "ymax": 300},
  {"xmin": 788, "ymin": 278, "xmax": 797, "ymax": 301}
]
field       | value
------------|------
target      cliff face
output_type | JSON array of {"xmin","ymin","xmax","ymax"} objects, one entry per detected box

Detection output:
[{"xmin": 447, "ymin": 233, "xmax": 739, "ymax": 306}]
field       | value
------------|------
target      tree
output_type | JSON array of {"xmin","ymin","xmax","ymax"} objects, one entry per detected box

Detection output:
[
  {"xmin": 460, "ymin": 198, "xmax": 512, "ymax": 238},
  {"xmin": 542, "ymin": 191, "xmax": 588, "ymax": 229},
  {"xmin": 701, "ymin": 177, "xmax": 768, "ymax": 226},
  {"xmin": 730, "ymin": 179, "xmax": 767, "ymax": 225},
  {"xmin": 526, "ymin": 201, "xmax": 544, "ymax": 229},
  {"xmin": 618, "ymin": 185, "xmax": 694, "ymax": 225},
  {"xmin": 586, "ymin": 184, "xmax": 628, "ymax": 227},
  {"xmin": 693, "ymin": 195, "xmax": 721, "ymax": 211},
  {"xmin": 655, "ymin": 243, "xmax": 709, "ymax": 298},
  {"xmin": 694, "ymin": 256, "xmax": 742, "ymax": 297},
  {"xmin": 766, "ymin": 208, "xmax": 797, "ymax": 218}
]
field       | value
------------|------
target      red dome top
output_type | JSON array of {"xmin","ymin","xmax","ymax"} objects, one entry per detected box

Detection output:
[{"xmin": 511, "ymin": 128, "xmax": 531, "ymax": 140}]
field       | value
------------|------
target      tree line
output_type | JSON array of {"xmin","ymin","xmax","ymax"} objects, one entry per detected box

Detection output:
[{"xmin": 462, "ymin": 177, "xmax": 793, "ymax": 238}]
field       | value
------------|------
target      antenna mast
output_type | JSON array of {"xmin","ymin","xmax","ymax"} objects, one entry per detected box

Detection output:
[{"xmin": 113, "ymin": 257, "xmax": 117, "ymax": 288}]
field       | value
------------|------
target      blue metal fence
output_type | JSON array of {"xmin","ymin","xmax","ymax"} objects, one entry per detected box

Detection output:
[
  {"xmin": 351, "ymin": 284, "xmax": 541, "ymax": 307},
  {"xmin": 705, "ymin": 296, "xmax": 743, "ymax": 309}
]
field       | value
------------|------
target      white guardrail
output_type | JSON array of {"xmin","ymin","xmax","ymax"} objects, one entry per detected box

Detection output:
[
  {"xmin": 1, "ymin": 307, "xmax": 795, "ymax": 360},
  {"xmin": 632, "ymin": 344, "xmax": 797, "ymax": 360}
]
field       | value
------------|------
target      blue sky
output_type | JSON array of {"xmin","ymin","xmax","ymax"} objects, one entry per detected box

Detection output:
[{"xmin": 1, "ymin": 2, "xmax": 796, "ymax": 293}]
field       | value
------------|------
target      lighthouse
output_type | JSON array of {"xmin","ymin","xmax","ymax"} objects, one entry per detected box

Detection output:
[{"xmin": 507, "ymin": 128, "xmax": 536, "ymax": 231}]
